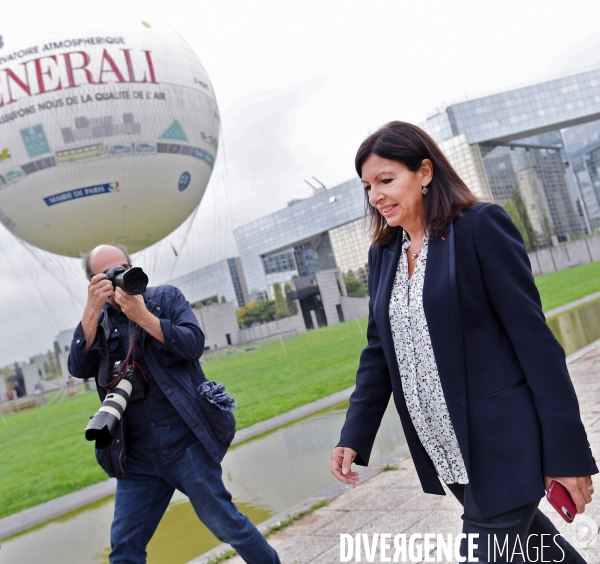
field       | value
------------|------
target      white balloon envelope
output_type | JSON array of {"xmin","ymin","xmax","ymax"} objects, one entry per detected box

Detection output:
[{"xmin": 0, "ymin": 19, "xmax": 219, "ymax": 256}]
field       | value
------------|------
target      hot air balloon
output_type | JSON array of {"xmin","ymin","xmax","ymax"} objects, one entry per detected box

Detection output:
[{"xmin": 0, "ymin": 18, "xmax": 219, "ymax": 256}]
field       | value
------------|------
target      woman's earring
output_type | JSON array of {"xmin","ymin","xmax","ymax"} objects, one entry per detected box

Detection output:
[{"xmin": 422, "ymin": 185, "xmax": 429, "ymax": 195}]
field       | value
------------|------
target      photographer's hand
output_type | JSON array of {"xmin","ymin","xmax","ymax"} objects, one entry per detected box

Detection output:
[
  {"xmin": 114, "ymin": 288, "xmax": 165, "ymax": 344},
  {"xmin": 82, "ymin": 274, "xmax": 114, "ymax": 353}
]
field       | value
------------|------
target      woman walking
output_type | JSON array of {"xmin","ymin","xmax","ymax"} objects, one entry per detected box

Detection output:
[{"xmin": 331, "ymin": 121, "xmax": 596, "ymax": 563}]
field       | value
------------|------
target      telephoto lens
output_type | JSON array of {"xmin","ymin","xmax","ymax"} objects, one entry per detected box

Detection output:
[
  {"xmin": 85, "ymin": 378, "xmax": 133, "ymax": 449},
  {"xmin": 119, "ymin": 267, "xmax": 148, "ymax": 295},
  {"xmin": 105, "ymin": 265, "xmax": 148, "ymax": 295}
]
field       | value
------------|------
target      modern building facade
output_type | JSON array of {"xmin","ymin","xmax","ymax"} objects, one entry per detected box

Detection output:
[
  {"xmin": 234, "ymin": 180, "xmax": 371, "ymax": 300},
  {"xmin": 167, "ymin": 257, "xmax": 250, "ymax": 309},
  {"xmin": 55, "ymin": 329, "xmax": 75, "ymax": 352},
  {"xmin": 0, "ymin": 374, "xmax": 7, "ymax": 402},
  {"xmin": 230, "ymin": 69, "xmax": 600, "ymax": 302},
  {"xmin": 421, "ymin": 67, "xmax": 600, "ymax": 240},
  {"xmin": 193, "ymin": 302, "xmax": 240, "ymax": 350}
]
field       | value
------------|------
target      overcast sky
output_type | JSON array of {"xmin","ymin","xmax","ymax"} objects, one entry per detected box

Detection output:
[{"xmin": 1, "ymin": 0, "xmax": 600, "ymax": 366}]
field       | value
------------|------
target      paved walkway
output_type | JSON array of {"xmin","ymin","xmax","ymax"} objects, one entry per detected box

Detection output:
[{"xmin": 202, "ymin": 341, "xmax": 600, "ymax": 563}]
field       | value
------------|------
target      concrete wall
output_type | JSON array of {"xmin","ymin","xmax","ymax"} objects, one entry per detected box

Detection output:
[
  {"xmin": 41, "ymin": 378, "xmax": 66, "ymax": 392},
  {"xmin": 315, "ymin": 269, "xmax": 346, "ymax": 326},
  {"xmin": 0, "ymin": 376, "xmax": 7, "ymax": 402},
  {"xmin": 238, "ymin": 314, "xmax": 306, "ymax": 343},
  {"xmin": 21, "ymin": 362, "xmax": 45, "ymax": 395},
  {"xmin": 58, "ymin": 351, "xmax": 73, "ymax": 382},
  {"xmin": 529, "ymin": 235, "xmax": 600, "ymax": 275},
  {"xmin": 340, "ymin": 296, "xmax": 369, "ymax": 321},
  {"xmin": 194, "ymin": 302, "xmax": 240, "ymax": 350}
]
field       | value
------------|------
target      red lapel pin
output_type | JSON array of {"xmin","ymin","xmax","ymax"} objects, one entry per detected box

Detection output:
[{"xmin": 441, "ymin": 237, "xmax": 446, "ymax": 241}]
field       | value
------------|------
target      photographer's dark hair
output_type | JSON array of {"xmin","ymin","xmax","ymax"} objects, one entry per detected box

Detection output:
[
  {"xmin": 355, "ymin": 121, "xmax": 478, "ymax": 246},
  {"xmin": 81, "ymin": 243, "xmax": 132, "ymax": 280}
]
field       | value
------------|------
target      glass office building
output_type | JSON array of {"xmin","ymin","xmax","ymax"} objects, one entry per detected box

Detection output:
[
  {"xmin": 422, "ymin": 67, "xmax": 600, "ymax": 237},
  {"xmin": 234, "ymin": 179, "xmax": 371, "ymax": 299},
  {"xmin": 233, "ymin": 67, "xmax": 600, "ymax": 301},
  {"xmin": 167, "ymin": 257, "xmax": 250, "ymax": 308}
]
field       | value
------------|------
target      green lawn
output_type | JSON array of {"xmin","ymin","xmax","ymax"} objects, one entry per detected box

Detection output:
[
  {"xmin": 0, "ymin": 319, "xmax": 366, "ymax": 520},
  {"xmin": 0, "ymin": 392, "xmax": 106, "ymax": 519},
  {"xmin": 1, "ymin": 261, "xmax": 599, "ymax": 521},
  {"xmin": 535, "ymin": 261, "xmax": 600, "ymax": 312},
  {"xmin": 202, "ymin": 319, "xmax": 366, "ymax": 429}
]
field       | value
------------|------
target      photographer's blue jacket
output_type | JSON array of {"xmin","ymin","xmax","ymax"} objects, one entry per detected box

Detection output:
[{"xmin": 68, "ymin": 285, "xmax": 235, "ymax": 478}]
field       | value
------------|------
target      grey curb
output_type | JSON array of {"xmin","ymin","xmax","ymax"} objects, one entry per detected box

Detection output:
[
  {"xmin": 185, "ymin": 445, "xmax": 412, "ymax": 564},
  {"xmin": 545, "ymin": 291, "xmax": 600, "ymax": 319},
  {"xmin": 0, "ymin": 479, "xmax": 117, "ymax": 540},
  {"xmin": 566, "ymin": 338, "xmax": 600, "ymax": 365},
  {"xmin": 231, "ymin": 386, "xmax": 354, "ymax": 445}
]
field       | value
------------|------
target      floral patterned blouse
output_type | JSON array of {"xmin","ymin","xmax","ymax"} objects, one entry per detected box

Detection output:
[{"xmin": 389, "ymin": 232, "xmax": 469, "ymax": 485}]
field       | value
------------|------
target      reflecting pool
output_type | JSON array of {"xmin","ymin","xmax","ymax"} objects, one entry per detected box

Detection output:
[{"xmin": 1, "ymin": 401, "xmax": 405, "ymax": 564}]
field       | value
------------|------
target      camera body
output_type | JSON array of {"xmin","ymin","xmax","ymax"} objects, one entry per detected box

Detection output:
[
  {"xmin": 112, "ymin": 360, "xmax": 147, "ymax": 401},
  {"xmin": 105, "ymin": 265, "xmax": 148, "ymax": 295}
]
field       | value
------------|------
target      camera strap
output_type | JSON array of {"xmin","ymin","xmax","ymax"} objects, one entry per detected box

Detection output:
[
  {"xmin": 96, "ymin": 313, "xmax": 145, "ymax": 389},
  {"xmin": 126, "ymin": 321, "xmax": 149, "ymax": 395},
  {"xmin": 97, "ymin": 311, "xmax": 112, "ymax": 388},
  {"xmin": 128, "ymin": 320, "xmax": 139, "ymax": 365}
]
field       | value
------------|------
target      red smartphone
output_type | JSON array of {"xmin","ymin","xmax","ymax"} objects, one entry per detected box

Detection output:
[{"xmin": 546, "ymin": 480, "xmax": 576, "ymax": 523}]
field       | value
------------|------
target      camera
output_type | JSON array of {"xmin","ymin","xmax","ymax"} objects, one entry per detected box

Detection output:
[
  {"xmin": 85, "ymin": 360, "xmax": 148, "ymax": 448},
  {"xmin": 105, "ymin": 265, "xmax": 148, "ymax": 295}
]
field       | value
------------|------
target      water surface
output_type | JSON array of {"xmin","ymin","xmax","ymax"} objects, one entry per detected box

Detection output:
[
  {"xmin": 1, "ymin": 401, "xmax": 405, "ymax": 564},
  {"xmin": 547, "ymin": 298, "xmax": 600, "ymax": 356},
  {"xmin": 4, "ymin": 298, "xmax": 599, "ymax": 563}
]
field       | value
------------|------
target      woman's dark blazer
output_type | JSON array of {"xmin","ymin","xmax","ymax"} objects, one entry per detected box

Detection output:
[{"xmin": 338, "ymin": 202, "xmax": 597, "ymax": 519}]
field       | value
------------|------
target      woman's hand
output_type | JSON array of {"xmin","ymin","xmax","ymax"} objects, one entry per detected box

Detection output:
[
  {"xmin": 331, "ymin": 447, "xmax": 360, "ymax": 485},
  {"xmin": 544, "ymin": 475, "xmax": 594, "ymax": 514}
]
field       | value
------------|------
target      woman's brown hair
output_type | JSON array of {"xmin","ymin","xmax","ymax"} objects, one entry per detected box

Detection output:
[{"xmin": 356, "ymin": 121, "xmax": 478, "ymax": 245}]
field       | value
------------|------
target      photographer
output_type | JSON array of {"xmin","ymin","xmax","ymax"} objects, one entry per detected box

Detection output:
[{"xmin": 68, "ymin": 244, "xmax": 280, "ymax": 564}]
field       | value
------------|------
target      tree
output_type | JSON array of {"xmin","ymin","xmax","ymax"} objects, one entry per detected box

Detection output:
[
  {"xmin": 284, "ymin": 283, "xmax": 298, "ymax": 315},
  {"xmin": 46, "ymin": 349, "xmax": 58, "ymax": 376},
  {"xmin": 236, "ymin": 301, "xmax": 277, "ymax": 327},
  {"xmin": 273, "ymin": 283, "xmax": 291, "ymax": 319},
  {"xmin": 503, "ymin": 200, "xmax": 530, "ymax": 249},
  {"xmin": 511, "ymin": 189, "xmax": 538, "ymax": 251},
  {"xmin": 53, "ymin": 340, "xmax": 62, "ymax": 369},
  {"xmin": 344, "ymin": 275, "xmax": 368, "ymax": 298},
  {"xmin": 220, "ymin": 296, "xmax": 227, "ymax": 303},
  {"xmin": 543, "ymin": 214, "xmax": 553, "ymax": 245}
]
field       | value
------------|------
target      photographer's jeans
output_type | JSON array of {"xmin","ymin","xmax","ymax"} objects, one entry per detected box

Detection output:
[{"xmin": 109, "ymin": 439, "xmax": 280, "ymax": 564}]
